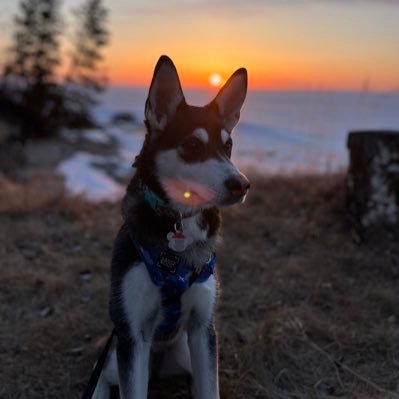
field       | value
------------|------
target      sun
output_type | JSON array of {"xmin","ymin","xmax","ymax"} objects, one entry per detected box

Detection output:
[{"xmin": 208, "ymin": 73, "xmax": 223, "ymax": 88}]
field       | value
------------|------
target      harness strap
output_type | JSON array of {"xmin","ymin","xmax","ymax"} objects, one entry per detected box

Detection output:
[
  {"xmin": 129, "ymin": 234, "xmax": 216, "ymax": 337},
  {"xmin": 81, "ymin": 329, "xmax": 115, "ymax": 399}
]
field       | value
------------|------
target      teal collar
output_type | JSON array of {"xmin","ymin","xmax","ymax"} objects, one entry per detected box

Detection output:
[
  {"xmin": 138, "ymin": 181, "xmax": 199, "ymax": 219},
  {"xmin": 139, "ymin": 182, "xmax": 170, "ymax": 216}
]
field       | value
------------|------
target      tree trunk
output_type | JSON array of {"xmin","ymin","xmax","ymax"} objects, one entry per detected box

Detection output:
[{"xmin": 347, "ymin": 131, "xmax": 399, "ymax": 228}]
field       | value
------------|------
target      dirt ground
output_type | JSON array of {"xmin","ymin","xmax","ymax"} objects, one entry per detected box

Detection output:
[{"xmin": 1, "ymin": 172, "xmax": 399, "ymax": 399}]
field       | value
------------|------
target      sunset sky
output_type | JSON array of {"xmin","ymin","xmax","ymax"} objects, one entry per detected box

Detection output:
[{"xmin": 1, "ymin": 0, "xmax": 398, "ymax": 91}]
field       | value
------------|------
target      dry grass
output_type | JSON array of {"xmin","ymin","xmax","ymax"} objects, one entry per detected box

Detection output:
[
  {"xmin": 0, "ymin": 171, "xmax": 64, "ymax": 213},
  {"xmin": 1, "ymin": 173, "xmax": 399, "ymax": 399}
]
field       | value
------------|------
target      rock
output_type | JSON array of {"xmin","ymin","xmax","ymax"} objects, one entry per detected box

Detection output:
[
  {"xmin": 80, "ymin": 295, "xmax": 91, "ymax": 303},
  {"xmin": 83, "ymin": 334, "xmax": 92, "ymax": 342},
  {"xmin": 20, "ymin": 241, "xmax": 42, "ymax": 260},
  {"xmin": 65, "ymin": 346, "xmax": 84, "ymax": 356},
  {"xmin": 314, "ymin": 379, "xmax": 335, "ymax": 396},
  {"xmin": 110, "ymin": 112, "xmax": 137, "ymax": 126},
  {"xmin": 236, "ymin": 328, "xmax": 252, "ymax": 344},
  {"xmin": 347, "ymin": 131, "xmax": 399, "ymax": 228},
  {"xmin": 39, "ymin": 306, "xmax": 54, "ymax": 318},
  {"xmin": 79, "ymin": 270, "xmax": 93, "ymax": 283},
  {"xmin": 22, "ymin": 248, "xmax": 37, "ymax": 260}
]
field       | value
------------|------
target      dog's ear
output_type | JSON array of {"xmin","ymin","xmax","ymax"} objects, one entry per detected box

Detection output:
[
  {"xmin": 212, "ymin": 68, "xmax": 247, "ymax": 132},
  {"xmin": 145, "ymin": 55, "xmax": 185, "ymax": 131}
]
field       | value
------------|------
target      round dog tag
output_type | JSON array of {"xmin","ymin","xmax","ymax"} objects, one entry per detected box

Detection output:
[{"xmin": 167, "ymin": 231, "xmax": 193, "ymax": 252}]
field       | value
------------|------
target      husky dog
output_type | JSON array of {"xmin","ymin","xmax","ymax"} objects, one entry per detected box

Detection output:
[{"xmin": 93, "ymin": 55, "xmax": 249, "ymax": 399}]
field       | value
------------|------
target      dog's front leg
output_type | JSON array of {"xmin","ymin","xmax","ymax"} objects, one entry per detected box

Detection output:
[
  {"xmin": 116, "ymin": 333, "xmax": 152, "ymax": 399},
  {"xmin": 116, "ymin": 337, "xmax": 151, "ymax": 399},
  {"xmin": 114, "ymin": 263, "xmax": 162, "ymax": 399},
  {"xmin": 188, "ymin": 323, "xmax": 220, "ymax": 399}
]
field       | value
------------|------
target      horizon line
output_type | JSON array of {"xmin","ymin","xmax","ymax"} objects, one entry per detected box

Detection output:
[{"xmin": 106, "ymin": 83, "xmax": 399, "ymax": 94}]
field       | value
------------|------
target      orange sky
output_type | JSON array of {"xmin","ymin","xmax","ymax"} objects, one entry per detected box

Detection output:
[
  {"xmin": 2, "ymin": 0, "xmax": 399, "ymax": 91},
  {"xmin": 103, "ymin": 1, "xmax": 399, "ymax": 91}
]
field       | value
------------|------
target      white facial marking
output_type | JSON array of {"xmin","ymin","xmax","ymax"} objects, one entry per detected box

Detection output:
[
  {"xmin": 221, "ymin": 129, "xmax": 230, "ymax": 145},
  {"xmin": 193, "ymin": 128, "xmax": 209, "ymax": 144}
]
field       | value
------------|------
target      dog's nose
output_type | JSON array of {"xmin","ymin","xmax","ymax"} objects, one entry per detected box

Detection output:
[{"xmin": 224, "ymin": 175, "xmax": 250, "ymax": 198}]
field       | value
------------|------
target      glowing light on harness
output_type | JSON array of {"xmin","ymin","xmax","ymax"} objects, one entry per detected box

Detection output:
[{"xmin": 184, "ymin": 191, "xmax": 191, "ymax": 199}]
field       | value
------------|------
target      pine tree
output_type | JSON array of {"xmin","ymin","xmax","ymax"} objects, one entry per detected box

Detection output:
[
  {"xmin": 65, "ymin": 0, "xmax": 109, "ymax": 127},
  {"xmin": 2, "ymin": 0, "xmax": 63, "ymax": 137}
]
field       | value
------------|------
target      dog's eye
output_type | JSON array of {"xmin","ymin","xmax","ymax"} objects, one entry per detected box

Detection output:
[
  {"xmin": 179, "ymin": 135, "xmax": 208, "ymax": 163},
  {"xmin": 224, "ymin": 138, "xmax": 233, "ymax": 155}
]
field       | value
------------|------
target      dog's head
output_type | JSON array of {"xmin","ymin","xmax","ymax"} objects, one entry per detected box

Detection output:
[{"xmin": 137, "ymin": 55, "xmax": 249, "ymax": 211}]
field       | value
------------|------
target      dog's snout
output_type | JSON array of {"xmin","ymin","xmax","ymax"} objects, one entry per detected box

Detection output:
[{"xmin": 224, "ymin": 175, "xmax": 250, "ymax": 198}]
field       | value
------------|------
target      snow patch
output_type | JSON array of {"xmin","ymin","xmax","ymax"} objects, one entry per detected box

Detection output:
[
  {"xmin": 82, "ymin": 129, "xmax": 112, "ymax": 145},
  {"xmin": 61, "ymin": 128, "xmax": 112, "ymax": 145},
  {"xmin": 57, "ymin": 152, "xmax": 124, "ymax": 202}
]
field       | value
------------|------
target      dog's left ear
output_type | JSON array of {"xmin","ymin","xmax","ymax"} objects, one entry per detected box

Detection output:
[
  {"xmin": 145, "ymin": 55, "xmax": 185, "ymax": 131},
  {"xmin": 212, "ymin": 68, "xmax": 247, "ymax": 132}
]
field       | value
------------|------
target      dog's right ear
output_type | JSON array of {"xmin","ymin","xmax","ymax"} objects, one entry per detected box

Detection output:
[{"xmin": 145, "ymin": 55, "xmax": 185, "ymax": 131}]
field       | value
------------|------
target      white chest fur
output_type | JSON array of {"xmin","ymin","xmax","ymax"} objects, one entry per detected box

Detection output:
[
  {"xmin": 121, "ymin": 262, "xmax": 162, "ymax": 340},
  {"xmin": 181, "ymin": 214, "xmax": 207, "ymax": 241},
  {"xmin": 180, "ymin": 274, "xmax": 217, "ymax": 327},
  {"xmin": 179, "ymin": 213, "xmax": 215, "ymax": 267}
]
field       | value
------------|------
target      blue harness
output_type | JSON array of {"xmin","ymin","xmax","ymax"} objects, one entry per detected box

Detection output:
[{"xmin": 130, "ymin": 238, "xmax": 216, "ymax": 337}]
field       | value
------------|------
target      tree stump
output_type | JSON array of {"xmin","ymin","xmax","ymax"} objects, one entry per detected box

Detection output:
[{"xmin": 347, "ymin": 131, "xmax": 399, "ymax": 228}]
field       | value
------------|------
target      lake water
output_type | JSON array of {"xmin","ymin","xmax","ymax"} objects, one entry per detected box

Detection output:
[{"xmin": 96, "ymin": 87, "xmax": 399, "ymax": 175}]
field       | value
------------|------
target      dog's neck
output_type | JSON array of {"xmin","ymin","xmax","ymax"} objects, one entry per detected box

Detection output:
[
  {"xmin": 138, "ymin": 180, "xmax": 198, "ymax": 220},
  {"xmin": 122, "ymin": 175, "xmax": 221, "ymax": 265}
]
